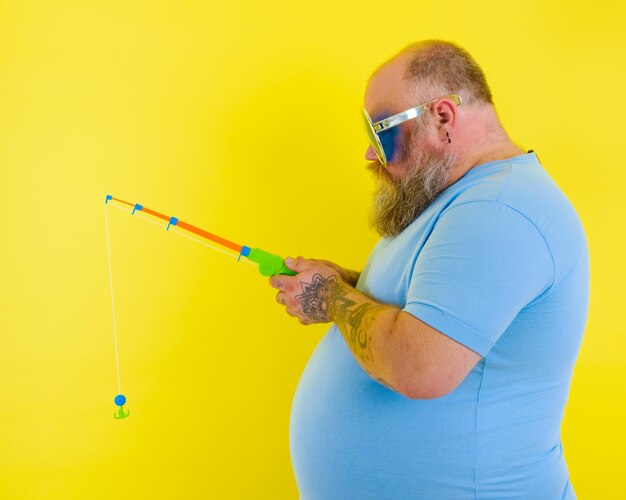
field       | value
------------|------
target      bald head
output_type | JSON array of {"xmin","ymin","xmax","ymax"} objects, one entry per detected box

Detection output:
[
  {"xmin": 401, "ymin": 40, "xmax": 493, "ymax": 106},
  {"xmin": 364, "ymin": 39, "xmax": 524, "ymax": 174}
]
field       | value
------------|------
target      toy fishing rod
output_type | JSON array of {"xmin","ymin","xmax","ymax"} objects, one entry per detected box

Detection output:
[
  {"xmin": 104, "ymin": 194, "xmax": 296, "ymax": 420},
  {"xmin": 105, "ymin": 194, "xmax": 296, "ymax": 277}
]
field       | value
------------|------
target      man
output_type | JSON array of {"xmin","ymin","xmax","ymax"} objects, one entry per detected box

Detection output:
[{"xmin": 269, "ymin": 40, "xmax": 589, "ymax": 499}]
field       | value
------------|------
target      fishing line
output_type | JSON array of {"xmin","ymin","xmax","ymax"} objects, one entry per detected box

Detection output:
[
  {"xmin": 105, "ymin": 204, "xmax": 128, "ymax": 419},
  {"xmin": 103, "ymin": 194, "xmax": 295, "ymax": 419}
]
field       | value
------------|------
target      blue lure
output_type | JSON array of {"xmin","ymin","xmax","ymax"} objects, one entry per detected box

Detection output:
[{"xmin": 113, "ymin": 394, "xmax": 129, "ymax": 419}]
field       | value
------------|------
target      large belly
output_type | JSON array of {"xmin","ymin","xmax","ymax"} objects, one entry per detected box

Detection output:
[{"xmin": 289, "ymin": 326, "xmax": 479, "ymax": 500}]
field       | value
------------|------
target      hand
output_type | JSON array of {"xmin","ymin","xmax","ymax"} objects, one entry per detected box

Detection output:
[
  {"xmin": 300, "ymin": 258, "xmax": 361, "ymax": 287},
  {"xmin": 268, "ymin": 256, "xmax": 345, "ymax": 325}
]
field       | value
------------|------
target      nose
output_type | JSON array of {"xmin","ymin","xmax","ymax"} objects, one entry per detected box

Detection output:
[{"xmin": 365, "ymin": 145, "xmax": 379, "ymax": 162}]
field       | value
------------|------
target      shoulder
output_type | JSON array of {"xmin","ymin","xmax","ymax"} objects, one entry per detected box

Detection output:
[{"xmin": 425, "ymin": 154, "xmax": 588, "ymax": 296}]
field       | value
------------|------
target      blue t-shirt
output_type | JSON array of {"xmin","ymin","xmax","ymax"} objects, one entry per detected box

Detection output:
[{"xmin": 290, "ymin": 152, "xmax": 589, "ymax": 499}]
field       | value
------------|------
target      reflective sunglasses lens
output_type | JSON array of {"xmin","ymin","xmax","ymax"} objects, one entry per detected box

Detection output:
[
  {"xmin": 378, "ymin": 126, "xmax": 399, "ymax": 166},
  {"xmin": 362, "ymin": 110, "xmax": 386, "ymax": 165}
]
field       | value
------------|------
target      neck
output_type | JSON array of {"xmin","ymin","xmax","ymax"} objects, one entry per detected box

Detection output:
[
  {"xmin": 447, "ymin": 112, "xmax": 526, "ymax": 186},
  {"xmin": 470, "ymin": 142, "xmax": 527, "ymax": 167}
]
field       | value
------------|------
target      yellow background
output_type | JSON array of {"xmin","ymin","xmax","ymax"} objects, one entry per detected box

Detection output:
[{"xmin": 1, "ymin": 0, "xmax": 624, "ymax": 498}]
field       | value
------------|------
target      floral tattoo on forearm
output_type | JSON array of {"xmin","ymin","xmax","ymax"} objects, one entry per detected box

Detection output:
[{"xmin": 295, "ymin": 273, "xmax": 386, "ymax": 364}]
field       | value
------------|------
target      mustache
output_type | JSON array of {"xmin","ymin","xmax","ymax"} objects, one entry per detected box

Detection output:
[{"xmin": 366, "ymin": 161, "xmax": 390, "ymax": 180}]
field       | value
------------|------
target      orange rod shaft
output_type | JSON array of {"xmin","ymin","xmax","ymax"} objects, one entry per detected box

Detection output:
[
  {"xmin": 176, "ymin": 221, "xmax": 242, "ymax": 253},
  {"xmin": 111, "ymin": 197, "xmax": 134, "ymax": 208},
  {"xmin": 109, "ymin": 196, "xmax": 243, "ymax": 253},
  {"xmin": 141, "ymin": 206, "xmax": 170, "ymax": 223}
]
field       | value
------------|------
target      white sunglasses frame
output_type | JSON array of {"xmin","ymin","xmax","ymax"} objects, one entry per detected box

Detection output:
[{"xmin": 363, "ymin": 94, "xmax": 462, "ymax": 166}]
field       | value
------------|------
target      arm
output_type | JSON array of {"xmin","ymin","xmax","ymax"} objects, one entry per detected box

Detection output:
[{"xmin": 270, "ymin": 257, "xmax": 480, "ymax": 399}]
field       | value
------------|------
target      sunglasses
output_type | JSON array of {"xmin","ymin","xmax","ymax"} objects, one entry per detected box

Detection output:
[{"xmin": 363, "ymin": 94, "xmax": 462, "ymax": 167}]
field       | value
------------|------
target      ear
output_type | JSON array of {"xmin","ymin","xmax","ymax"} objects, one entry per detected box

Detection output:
[{"xmin": 431, "ymin": 97, "xmax": 458, "ymax": 144}]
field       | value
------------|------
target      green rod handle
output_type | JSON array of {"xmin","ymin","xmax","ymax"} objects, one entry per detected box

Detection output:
[{"xmin": 246, "ymin": 248, "xmax": 297, "ymax": 277}]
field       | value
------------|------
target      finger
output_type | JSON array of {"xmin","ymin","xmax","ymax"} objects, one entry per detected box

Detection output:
[
  {"xmin": 275, "ymin": 292, "xmax": 287, "ymax": 305},
  {"xmin": 270, "ymin": 276, "xmax": 284, "ymax": 289},
  {"xmin": 284, "ymin": 255, "xmax": 311, "ymax": 273},
  {"xmin": 285, "ymin": 308, "xmax": 299, "ymax": 318}
]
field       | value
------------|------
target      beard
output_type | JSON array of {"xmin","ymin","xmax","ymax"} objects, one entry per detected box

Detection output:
[{"xmin": 367, "ymin": 131, "xmax": 457, "ymax": 238}]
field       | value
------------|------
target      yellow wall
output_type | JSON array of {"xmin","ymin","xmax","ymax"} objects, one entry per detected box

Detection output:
[{"xmin": 1, "ymin": 0, "xmax": 624, "ymax": 498}]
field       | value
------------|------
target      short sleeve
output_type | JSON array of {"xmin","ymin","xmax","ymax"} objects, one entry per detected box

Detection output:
[{"xmin": 402, "ymin": 201, "xmax": 554, "ymax": 356}]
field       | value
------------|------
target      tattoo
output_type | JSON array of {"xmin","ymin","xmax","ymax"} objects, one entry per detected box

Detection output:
[
  {"xmin": 295, "ymin": 273, "xmax": 347, "ymax": 322},
  {"xmin": 295, "ymin": 273, "xmax": 386, "ymax": 364},
  {"xmin": 347, "ymin": 270, "xmax": 361, "ymax": 287},
  {"xmin": 337, "ymin": 303, "xmax": 385, "ymax": 364}
]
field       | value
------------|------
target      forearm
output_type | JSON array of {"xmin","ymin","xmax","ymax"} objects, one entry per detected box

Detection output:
[
  {"xmin": 327, "ymin": 280, "xmax": 403, "ymax": 391},
  {"xmin": 275, "ymin": 257, "xmax": 470, "ymax": 399}
]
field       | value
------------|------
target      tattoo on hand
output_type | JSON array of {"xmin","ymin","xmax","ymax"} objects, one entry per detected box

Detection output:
[{"xmin": 295, "ymin": 273, "xmax": 346, "ymax": 322}]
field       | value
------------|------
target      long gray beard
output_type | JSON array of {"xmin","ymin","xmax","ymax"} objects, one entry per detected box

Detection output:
[{"xmin": 367, "ymin": 146, "xmax": 457, "ymax": 238}]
